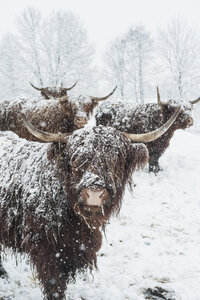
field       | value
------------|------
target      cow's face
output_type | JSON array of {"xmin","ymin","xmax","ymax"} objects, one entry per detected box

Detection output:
[
  {"xmin": 164, "ymin": 100, "xmax": 193, "ymax": 129},
  {"xmin": 74, "ymin": 110, "xmax": 88, "ymax": 128},
  {"xmin": 30, "ymin": 82, "xmax": 77, "ymax": 99},
  {"xmin": 49, "ymin": 126, "xmax": 148, "ymax": 225},
  {"xmin": 42, "ymin": 87, "xmax": 68, "ymax": 99}
]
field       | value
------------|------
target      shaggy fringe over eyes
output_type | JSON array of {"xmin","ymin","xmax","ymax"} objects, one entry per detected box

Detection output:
[{"xmin": 47, "ymin": 127, "xmax": 148, "ymax": 218}]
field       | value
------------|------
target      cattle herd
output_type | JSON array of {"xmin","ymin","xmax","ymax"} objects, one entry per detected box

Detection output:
[{"xmin": 0, "ymin": 82, "xmax": 199, "ymax": 299}]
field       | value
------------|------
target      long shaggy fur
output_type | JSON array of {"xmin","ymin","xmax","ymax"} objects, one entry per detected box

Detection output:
[
  {"xmin": 0, "ymin": 95, "xmax": 99, "ymax": 142},
  {"xmin": 95, "ymin": 99, "xmax": 194, "ymax": 172},
  {"xmin": 0, "ymin": 126, "xmax": 148, "ymax": 299}
]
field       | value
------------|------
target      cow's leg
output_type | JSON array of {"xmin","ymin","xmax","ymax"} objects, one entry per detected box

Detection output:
[
  {"xmin": 31, "ymin": 249, "xmax": 69, "ymax": 300},
  {"xmin": 148, "ymin": 155, "xmax": 161, "ymax": 173},
  {"xmin": 0, "ymin": 249, "xmax": 8, "ymax": 278}
]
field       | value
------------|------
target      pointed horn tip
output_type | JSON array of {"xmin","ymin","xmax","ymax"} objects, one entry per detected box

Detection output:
[
  {"xmin": 123, "ymin": 106, "xmax": 181, "ymax": 143},
  {"xmin": 30, "ymin": 82, "xmax": 43, "ymax": 91},
  {"xmin": 91, "ymin": 85, "xmax": 117, "ymax": 102},
  {"xmin": 18, "ymin": 103, "xmax": 22, "ymax": 111},
  {"xmin": 157, "ymin": 86, "xmax": 160, "ymax": 97},
  {"xmin": 66, "ymin": 81, "xmax": 78, "ymax": 90},
  {"xmin": 190, "ymin": 97, "xmax": 200, "ymax": 105}
]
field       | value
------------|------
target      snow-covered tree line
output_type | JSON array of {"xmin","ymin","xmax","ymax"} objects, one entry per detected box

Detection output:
[
  {"xmin": 0, "ymin": 8, "xmax": 200, "ymax": 107},
  {"xmin": 104, "ymin": 18, "xmax": 200, "ymax": 104},
  {"xmin": 0, "ymin": 7, "xmax": 96, "ymax": 99},
  {"xmin": 103, "ymin": 24, "xmax": 153, "ymax": 103}
]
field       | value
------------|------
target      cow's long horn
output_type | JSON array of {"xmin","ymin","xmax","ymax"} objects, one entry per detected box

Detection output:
[
  {"xmin": 21, "ymin": 113, "xmax": 71, "ymax": 143},
  {"xmin": 157, "ymin": 86, "xmax": 162, "ymax": 106},
  {"xmin": 66, "ymin": 81, "xmax": 78, "ymax": 91},
  {"xmin": 30, "ymin": 82, "xmax": 43, "ymax": 91},
  {"xmin": 157, "ymin": 86, "xmax": 168, "ymax": 106},
  {"xmin": 190, "ymin": 97, "xmax": 200, "ymax": 105},
  {"xmin": 91, "ymin": 86, "xmax": 117, "ymax": 102},
  {"xmin": 123, "ymin": 106, "xmax": 181, "ymax": 143}
]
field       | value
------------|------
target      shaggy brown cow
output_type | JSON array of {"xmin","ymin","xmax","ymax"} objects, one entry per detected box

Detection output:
[
  {"xmin": 95, "ymin": 88, "xmax": 199, "ymax": 173},
  {"xmin": 0, "ymin": 108, "xmax": 180, "ymax": 299},
  {"xmin": 30, "ymin": 81, "xmax": 78, "ymax": 99},
  {"xmin": 69, "ymin": 85, "xmax": 117, "ymax": 117},
  {"xmin": 0, "ymin": 87, "xmax": 117, "ymax": 142}
]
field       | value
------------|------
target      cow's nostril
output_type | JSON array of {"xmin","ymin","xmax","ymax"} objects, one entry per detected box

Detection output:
[{"xmin": 99, "ymin": 190, "xmax": 106, "ymax": 198}]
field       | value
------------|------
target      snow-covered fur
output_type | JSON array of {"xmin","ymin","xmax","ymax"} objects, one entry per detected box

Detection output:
[
  {"xmin": 95, "ymin": 99, "xmax": 193, "ymax": 172},
  {"xmin": 0, "ymin": 96, "xmax": 97, "ymax": 142},
  {"xmin": 38, "ymin": 86, "xmax": 71, "ymax": 99},
  {"xmin": 70, "ymin": 94, "xmax": 101, "ymax": 116},
  {"xmin": 30, "ymin": 82, "xmax": 78, "ymax": 100},
  {"xmin": 0, "ymin": 126, "xmax": 148, "ymax": 299}
]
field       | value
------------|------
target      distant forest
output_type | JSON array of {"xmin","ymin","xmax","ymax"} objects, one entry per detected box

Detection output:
[{"xmin": 0, "ymin": 7, "xmax": 200, "ymax": 106}]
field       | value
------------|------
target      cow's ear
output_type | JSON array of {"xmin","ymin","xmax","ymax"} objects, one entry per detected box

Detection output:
[{"xmin": 129, "ymin": 143, "xmax": 149, "ymax": 171}]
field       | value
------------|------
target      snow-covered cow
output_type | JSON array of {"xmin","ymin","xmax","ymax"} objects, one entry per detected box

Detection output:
[
  {"xmin": 0, "ymin": 108, "xmax": 179, "ymax": 299},
  {"xmin": 95, "ymin": 88, "xmax": 199, "ymax": 172},
  {"xmin": 30, "ymin": 81, "xmax": 78, "ymax": 99},
  {"xmin": 0, "ymin": 86, "xmax": 117, "ymax": 142}
]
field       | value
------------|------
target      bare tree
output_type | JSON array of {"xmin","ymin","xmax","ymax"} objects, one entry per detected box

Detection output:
[
  {"xmin": 40, "ymin": 11, "xmax": 95, "ymax": 89},
  {"xmin": 103, "ymin": 25, "xmax": 153, "ymax": 102},
  {"xmin": 0, "ymin": 34, "xmax": 21, "ymax": 99},
  {"xmin": 0, "ymin": 7, "xmax": 96, "ymax": 98},
  {"xmin": 103, "ymin": 37, "xmax": 127, "ymax": 98},
  {"xmin": 16, "ymin": 7, "xmax": 44, "ymax": 86},
  {"xmin": 125, "ymin": 25, "xmax": 153, "ymax": 103},
  {"xmin": 157, "ymin": 18, "xmax": 200, "ymax": 98}
]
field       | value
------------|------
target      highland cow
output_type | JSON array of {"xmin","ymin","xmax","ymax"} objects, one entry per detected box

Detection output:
[
  {"xmin": 0, "ymin": 109, "xmax": 180, "ymax": 299},
  {"xmin": 30, "ymin": 81, "xmax": 78, "ymax": 99},
  {"xmin": 95, "ymin": 88, "xmax": 200, "ymax": 173},
  {"xmin": 0, "ymin": 86, "xmax": 117, "ymax": 142}
]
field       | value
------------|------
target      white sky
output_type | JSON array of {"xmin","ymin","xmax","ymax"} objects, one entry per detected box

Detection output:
[{"xmin": 0, "ymin": 0, "xmax": 200, "ymax": 60}]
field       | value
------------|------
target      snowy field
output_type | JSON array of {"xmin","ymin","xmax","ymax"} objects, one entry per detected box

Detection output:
[{"xmin": 0, "ymin": 129, "xmax": 200, "ymax": 300}]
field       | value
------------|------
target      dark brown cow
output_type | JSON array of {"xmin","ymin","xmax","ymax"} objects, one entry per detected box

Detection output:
[
  {"xmin": 30, "ymin": 81, "xmax": 78, "ymax": 99},
  {"xmin": 0, "ymin": 87, "xmax": 117, "ymax": 142},
  {"xmin": 95, "ymin": 88, "xmax": 199, "ymax": 172},
  {"xmin": 0, "ymin": 108, "xmax": 180, "ymax": 299}
]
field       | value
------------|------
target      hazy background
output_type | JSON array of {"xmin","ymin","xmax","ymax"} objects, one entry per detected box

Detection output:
[
  {"xmin": 1, "ymin": 0, "xmax": 200, "ymax": 59},
  {"xmin": 0, "ymin": 0, "xmax": 200, "ymax": 103}
]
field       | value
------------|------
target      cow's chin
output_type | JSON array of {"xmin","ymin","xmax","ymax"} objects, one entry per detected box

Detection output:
[{"xmin": 74, "ymin": 204, "xmax": 111, "ymax": 227}]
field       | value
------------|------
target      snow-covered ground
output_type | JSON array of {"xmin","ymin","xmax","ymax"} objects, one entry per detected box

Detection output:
[{"xmin": 0, "ymin": 129, "xmax": 200, "ymax": 300}]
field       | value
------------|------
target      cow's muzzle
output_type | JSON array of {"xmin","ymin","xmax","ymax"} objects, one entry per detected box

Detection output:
[{"xmin": 80, "ymin": 188, "xmax": 110, "ymax": 207}]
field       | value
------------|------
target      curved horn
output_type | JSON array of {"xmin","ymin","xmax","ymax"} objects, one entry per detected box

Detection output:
[
  {"xmin": 190, "ymin": 97, "xmax": 200, "ymax": 105},
  {"xmin": 21, "ymin": 113, "xmax": 71, "ymax": 143},
  {"xmin": 66, "ymin": 81, "xmax": 78, "ymax": 91},
  {"xmin": 30, "ymin": 82, "xmax": 43, "ymax": 91},
  {"xmin": 123, "ymin": 106, "xmax": 181, "ymax": 143},
  {"xmin": 91, "ymin": 86, "xmax": 117, "ymax": 102},
  {"xmin": 157, "ymin": 86, "xmax": 162, "ymax": 106},
  {"xmin": 157, "ymin": 86, "xmax": 168, "ymax": 106}
]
